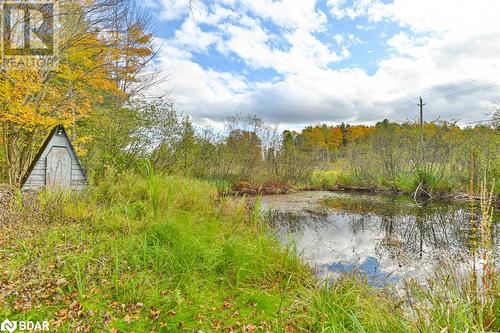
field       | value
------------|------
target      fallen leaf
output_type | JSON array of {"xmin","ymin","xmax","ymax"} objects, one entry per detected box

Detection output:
[
  {"xmin": 243, "ymin": 325, "xmax": 256, "ymax": 333},
  {"xmin": 150, "ymin": 308, "xmax": 161, "ymax": 320}
]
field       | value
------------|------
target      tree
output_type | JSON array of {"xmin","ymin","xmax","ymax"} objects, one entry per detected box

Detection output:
[
  {"xmin": 345, "ymin": 125, "xmax": 375, "ymax": 144},
  {"xmin": 301, "ymin": 126, "xmax": 327, "ymax": 150},
  {"xmin": 225, "ymin": 130, "xmax": 263, "ymax": 180},
  {"xmin": 105, "ymin": 1, "xmax": 160, "ymax": 105},
  {"xmin": 0, "ymin": 38, "xmax": 116, "ymax": 184},
  {"xmin": 0, "ymin": 0, "xmax": 157, "ymax": 185},
  {"xmin": 270, "ymin": 131, "xmax": 320, "ymax": 182},
  {"xmin": 492, "ymin": 106, "xmax": 500, "ymax": 130},
  {"xmin": 326, "ymin": 127, "xmax": 343, "ymax": 151}
]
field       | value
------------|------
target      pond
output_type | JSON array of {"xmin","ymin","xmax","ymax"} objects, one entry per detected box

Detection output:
[{"xmin": 259, "ymin": 191, "xmax": 499, "ymax": 287}]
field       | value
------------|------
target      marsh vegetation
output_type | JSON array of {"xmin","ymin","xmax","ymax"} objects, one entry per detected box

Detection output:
[
  {"xmin": 0, "ymin": 171, "xmax": 498, "ymax": 332},
  {"xmin": 0, "ymin": 0, "xmax": 498, "ymax": 331}
]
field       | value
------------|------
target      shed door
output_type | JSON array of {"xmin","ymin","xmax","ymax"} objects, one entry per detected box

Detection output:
[{"xmin": 46, "ymin": 147, "xmax": 72, "ymax": 189}]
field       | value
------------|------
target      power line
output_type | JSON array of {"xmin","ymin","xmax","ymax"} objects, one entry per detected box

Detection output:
[
  {"xmin": 441, "ymin": 83, "xmax": 498, "ymax": 99},
  {"xmin": 423, "ymin": 82, "xmax": 498, "ymax": 108},
  {"xmin": 418, "ymin": 72, "xmax": 500, "ymax": 100},
  {"xmin": 457, "ymin": 119, "xmax": 492, "ymax": 125},
  {"xmin": 417, "ymin": 82, "xmax": 498, "ymax": 122},
  {"xmin": 403, "ymin": 75, "xmax": 500, "ymax": 116},
  {"xmin": 433, "ymin": 107, "xmax": 494, "ymax": 122},
  {"xmin": 394, "ymin": 78, "xmax": 499, "ymax": 119},
  {"xmin": 431, "ymin": 78, "xmax": 485, "ymax": 94}
]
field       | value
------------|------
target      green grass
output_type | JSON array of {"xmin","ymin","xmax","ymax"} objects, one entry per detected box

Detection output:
[
  {"xmin": 0, "ymin": 172, "xmax": 314, "ymax": 331},
  {"xmin": 296, "ymin": 277, "xmax": 408, "ymax": 333},
  {"xmin": 308, "ymin": 169, "xmax": 364, "ymax": 190},
  {"xmin": 0, "ymin": 171, "xmax": 498, "ymax": 332},
  {"xmin": 308, "ymin": 167, "xmax": 492, "ymax": 197}
]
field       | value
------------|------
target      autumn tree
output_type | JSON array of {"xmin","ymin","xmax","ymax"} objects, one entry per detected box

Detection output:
[
  {"xmin": 0, "ymin": 0, "xmax": 158, "ymax": 185},
  {"xmin": 300, "ymin": 126, "xmax": 327, "ymax": 150},
  {"xmin": 297, "ymin": 124, "xmax": 343, "ymax": 152},
  {"xmin": 105, "ymin": 0, "xmax": 159, "ymax": 105},
  {"xmin": 326, "ymin": 127, "xmax": 343, "ymax": 151},
  {"xmin": 0, "ymin": 39, "xmax": 115, "ymax": 184},
  {"xmin": 345, "ymin": 125, "xmax": 375, "ymax": 144}
]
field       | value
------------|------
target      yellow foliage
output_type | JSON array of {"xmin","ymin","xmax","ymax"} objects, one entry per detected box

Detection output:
[
  {"xmin": 0, "ymin": 0, "xmax": 156, "ymax": 184},
  {"xmin": 346, "ymin": 125, "xmax": 376, "ymax": 143}
]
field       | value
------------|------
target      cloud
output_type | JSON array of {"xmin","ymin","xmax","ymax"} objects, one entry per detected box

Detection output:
[
  {"xmin": 156, "ymin": 0, "xmax": 192, "ymax": 21},
  {"xmin": 150, "ymin": 0, "xmax": 500, "ymax": 128},
  {"xmin": 237, "ymin": 0, "xmax": 328, "ymax": 32},
  {"xmin": 369, "ymin": 0, "xmax": 500, "ymax": 35},
  {"xmin": 327, "ymin": 0, "xmax": 384, "ymax": 20},
  {"xmin": 173, "ymin": 19, "xmax": 221, "ymax": 52},
  {"xmin": 159, "ymin": 0, "xmax": 345, "ymax": 75},
  {"xmin": 150, "ymin": 44, "xmax": 250, "ymax": 121}
]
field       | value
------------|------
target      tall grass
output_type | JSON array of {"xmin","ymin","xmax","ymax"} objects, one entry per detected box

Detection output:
[
  {"xmin": 296, "ymin": 277, "xmax": 408, "ymax": 332},
  {"xmin": 0, "ymin": 170, "xmax": 313, "ymax": 331},
  {"xmin": 404, "ymin": 180, "xmax": 499, "ymax": 332},
  {"xmin": 309, "ymin": 168, "xmax": 462, "ymax": 196},
  {"xmin": 0, "ymin": 170, "xmax": 498, "ymax": 332}
]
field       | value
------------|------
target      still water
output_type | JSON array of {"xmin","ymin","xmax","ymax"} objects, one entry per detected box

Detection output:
[{"xmin": 260, "ymin": 191, "xmax": 499, "ymax": 287}]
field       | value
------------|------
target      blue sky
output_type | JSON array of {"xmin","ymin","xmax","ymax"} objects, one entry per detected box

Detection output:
[
  {"xmin": 144, "ymin": 0, "xmax": 500, "ymax": 129},
  {"xmin": 154, "ymin": 1, "xmax": 403, "ymax": 76}
]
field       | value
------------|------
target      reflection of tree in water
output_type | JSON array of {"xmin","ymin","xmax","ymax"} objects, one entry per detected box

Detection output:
[
  {"xmin": 268, "ymin": 193, "xmax": 498, "ymax": 256},
  {"xmin": 268, "ymin": 207, "xmax": 330, "ymax": 234},
  {"xmin": 345, "ymin": 203, "xmax": 497, "ymax": 262}
]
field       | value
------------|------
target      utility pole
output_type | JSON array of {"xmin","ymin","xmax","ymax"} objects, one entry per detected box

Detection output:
[{"xmin": 418, "ymin": 96, "xmax": 425, "ymax": 130}]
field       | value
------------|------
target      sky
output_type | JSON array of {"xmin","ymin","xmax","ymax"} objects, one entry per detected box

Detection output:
[{"xmin": 143, "ymin": 0, "xmax": 500, "ymax": 130}]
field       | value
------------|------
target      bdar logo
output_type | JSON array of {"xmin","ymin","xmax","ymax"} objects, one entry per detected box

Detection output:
[{"xmin": 0, "ymin": 319, "xmax": 17, "ymax": 333}]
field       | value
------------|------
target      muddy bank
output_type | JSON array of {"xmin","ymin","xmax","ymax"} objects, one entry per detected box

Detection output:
[
  {"xmin": 229, "ymin": 181, "xmax": 298, "ymax": 195},
  {"xmin": 233, "ymin": 181, "xmax": 498, "ymax": 206}
]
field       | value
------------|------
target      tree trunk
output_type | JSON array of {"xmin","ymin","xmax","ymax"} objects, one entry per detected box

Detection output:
[{"xmin": 2, "ymin": 124, "xmax": 37, "ymax": 187}]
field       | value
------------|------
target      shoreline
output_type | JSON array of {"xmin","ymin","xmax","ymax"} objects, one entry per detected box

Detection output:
[{"xmin": 230, "ymin": 183, "xmax": 500, "ymax": 206}]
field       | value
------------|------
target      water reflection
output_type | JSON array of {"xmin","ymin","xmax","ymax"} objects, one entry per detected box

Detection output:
[{"xmin": 261, "ymin": 191, "xmax": 498, "ymax": 287}]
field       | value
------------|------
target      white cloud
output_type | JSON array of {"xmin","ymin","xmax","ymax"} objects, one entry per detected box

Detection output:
[
  {"xmin": 173, "ymin": 19, "xmax": 221, "ymax": 52},
  {"xmin": 156, "ymin": 0, "xmax": 191, "ymax": 21},
  {"xmin": 151, "ymin": 44, "xmax": 250, "ymax": 120},
  {"xmin": 370, "ymin": 0, "xmax": 500, "ymax": 36},
  {"xmin": 237, "ymin": 0, "xmax": 328, "ymax": 32},
  {"xmin": 334, "ymin": 34, "xmax": 344, "ymax": 45},
  {"xmin": 151, "ymin": 0, "xmax": 500, "ymax": 127},
  {"xmin": 327, "ymin": 0, "xmax": 383, "ymax": 20},
  {"xmin": 164, "ymin": 2, "xmax": 343, "ymax": 75}
]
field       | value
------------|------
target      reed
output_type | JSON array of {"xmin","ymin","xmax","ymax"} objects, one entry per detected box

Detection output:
[{"xmin": 0, "ymin": 170, "xmax": 498, "ymax": 332}]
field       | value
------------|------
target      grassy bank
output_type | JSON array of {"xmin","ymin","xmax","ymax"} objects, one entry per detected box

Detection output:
[
  {"xmin": 0, "ymin": 172, "xmax": 498, "ymax": 332},
  {"xmin": 307, "ymin": 168, "xmax": 500, "ymax": 199}
]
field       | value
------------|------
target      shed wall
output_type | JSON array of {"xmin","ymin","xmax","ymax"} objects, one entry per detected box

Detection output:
[{"xmin": 22, "ymin": 130, "xmax": 87, "ymax": 191}]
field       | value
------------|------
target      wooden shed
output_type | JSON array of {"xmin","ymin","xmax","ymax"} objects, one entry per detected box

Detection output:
[{"xmin": 21, "ymin": 125, "xmax": 87, "ymax": 192}]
